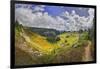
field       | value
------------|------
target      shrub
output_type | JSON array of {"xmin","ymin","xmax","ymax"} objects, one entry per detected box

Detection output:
[
  {"xmin": 46, "ymin": 37, "xmax": 57, "ymax": 43},
  {"xmin": 55, "ymin": 36, "xmax": 60, "ymax": 41}
]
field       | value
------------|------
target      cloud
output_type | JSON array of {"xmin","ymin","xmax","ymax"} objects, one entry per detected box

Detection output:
[
  {"xmin": 61, "ymin": 8, "xmax": 94, "ymax": 31},
  {"xmin": 33, "ymin": 5, "xmax": 45, "ymax": 12},
  {"xmin": 15, "ymin": 5, "xmax": 94, "ymax": 32},
  {"xmin": 15, "ymin": 6, "xmax": 66, "ymax": 31}
]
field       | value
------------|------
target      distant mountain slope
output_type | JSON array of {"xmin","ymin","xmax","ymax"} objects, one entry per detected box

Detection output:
[{"xmin": 29, "ymin": 27, "xmax": 63, "ymax": 37}]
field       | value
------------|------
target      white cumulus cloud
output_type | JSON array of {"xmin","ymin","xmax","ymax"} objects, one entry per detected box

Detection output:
[{"xmin": 15, "ymin": 5, "xmax": 94, "ymax": 32}]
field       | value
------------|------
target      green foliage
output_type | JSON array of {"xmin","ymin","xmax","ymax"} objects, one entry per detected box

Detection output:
[
  {"xmin": 55, "ymin": 36, "xmax": 60, "ymax": 41},
  {"xmin": 57, "ymin": 45, "xmax": 85, "ymax": 62},
  {"xmin": 46, "ymin": 37, "xmax": 57, "ymax": 43},
  {"xmin": 15, "ymin": 20, "xmax": 23, "ymax": 32}
]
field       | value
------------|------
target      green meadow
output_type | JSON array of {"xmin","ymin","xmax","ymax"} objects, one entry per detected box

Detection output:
[{"xmin": 15, "ymin": 22, "xmax": 94, "ymax": 65}]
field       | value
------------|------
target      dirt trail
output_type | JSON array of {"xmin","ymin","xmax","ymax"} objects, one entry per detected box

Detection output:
[{"xmin": 82, "ymin": 41, "xmax": 92, "ymax": 61}]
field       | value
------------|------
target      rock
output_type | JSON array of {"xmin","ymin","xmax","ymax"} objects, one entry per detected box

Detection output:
[
  {"xmin": 60, "ymin": 44, "xmax": 65, "ymax": 47},
  {"xmin": 72, "ymin": 44, "xmax": 78, "ymax": 48}
]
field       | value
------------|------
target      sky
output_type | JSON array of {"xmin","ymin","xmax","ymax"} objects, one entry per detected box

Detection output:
[
  {"xmin": 15, "ymin": 4, "xmax": 94, "ymax": 31},
  {"xmin": 15, "ymin": 4, "xmax": 89, "ymax": 17}
]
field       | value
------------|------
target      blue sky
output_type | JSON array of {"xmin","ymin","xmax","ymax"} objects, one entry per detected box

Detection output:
[
  {"xmin": 44, "ymin": 6, "xmax": 89, "ymax": 17},
  {"xmin": 15, "ymin": 4, "xmax": 89, "ymax": 17}
]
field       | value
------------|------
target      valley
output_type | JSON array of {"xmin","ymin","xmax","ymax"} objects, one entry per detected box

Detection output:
[{"xmin": 15, "ymin": 22, "xmax": 94, "ymax": 65}]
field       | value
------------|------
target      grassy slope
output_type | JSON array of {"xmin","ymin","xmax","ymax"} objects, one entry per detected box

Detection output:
[{"xmin": 15, "ymin": 24, "xmax": 93, "ymax": 65}]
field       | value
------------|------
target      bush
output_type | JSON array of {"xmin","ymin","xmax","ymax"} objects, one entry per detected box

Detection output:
[
  {"xmin": 46, "ymin": 37, "xmax": 57, "ymax": 43},
  {"xmin": 55, "ymin": 36, "xmax": 60, "ymax": 41}
]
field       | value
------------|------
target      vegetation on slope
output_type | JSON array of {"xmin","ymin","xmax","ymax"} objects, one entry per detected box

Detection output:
[{"xmin": 15, "ymin": 21, "xmax": 94, "ymax": 65}]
